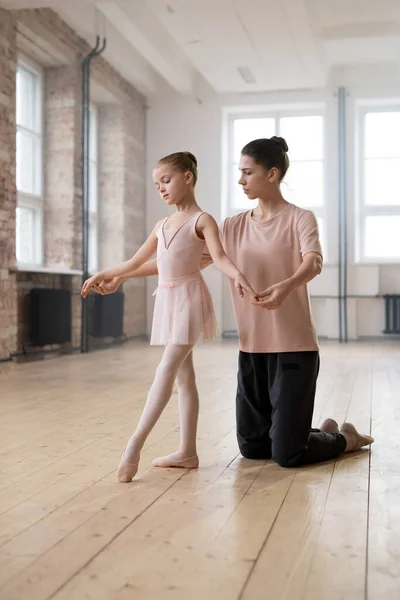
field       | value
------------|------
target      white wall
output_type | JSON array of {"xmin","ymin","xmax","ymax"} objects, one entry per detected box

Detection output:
[
  {"xmin": 146, "ymin": 67, "xmax": 400, "ymax": 340},
  {"xmin": 145, "ymin": 75, "xmax": 224, "ymax": 333}
]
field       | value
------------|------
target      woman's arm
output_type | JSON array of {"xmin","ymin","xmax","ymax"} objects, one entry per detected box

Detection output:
[
  {"xmin": 253, "ymin": 251, "xmax": 322, "ymax": 309},
  {"xmin": 287, "ymin": 251, "xmax": 322, "ymax": 287}
]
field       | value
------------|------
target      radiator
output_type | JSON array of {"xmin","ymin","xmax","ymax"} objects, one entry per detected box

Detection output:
[
  {"xmin": 29, "ymin": 288, "xmax": 71, "ymax": 346},
  {"xmin": 88, "ymin": 292, "xmax": 124, "ymax": 338},
  {"xmin": 383, "ymin": 294, "xmax": 400, "ymax": 334}
]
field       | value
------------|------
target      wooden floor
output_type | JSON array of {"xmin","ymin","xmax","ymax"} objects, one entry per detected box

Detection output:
[{"xmin": 0, "ymin": 340, "xmax": 399, "ymax": 600}]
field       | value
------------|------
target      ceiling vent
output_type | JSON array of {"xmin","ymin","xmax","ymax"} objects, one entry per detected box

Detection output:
[{"xmin": 237, "ymin": 66, "xmax": 256, "ymax": 84}]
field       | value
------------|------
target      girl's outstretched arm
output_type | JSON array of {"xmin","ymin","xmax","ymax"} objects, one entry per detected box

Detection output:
[
  {"xmin": 94, "ymin": 253, "xmax": 213, "ymax": 295},
  {"xmin": 93, "ymin": 259, "xmax": 159, "ymax": 295},
  {"xmin": 81, "ymin": 224, "xmax": 159, "ymax": 297}
]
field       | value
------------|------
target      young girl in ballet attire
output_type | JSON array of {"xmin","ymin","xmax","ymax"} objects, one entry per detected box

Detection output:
[{"xmin": 81, "ymin": 152, "xmax": 256, "ymax": 482}]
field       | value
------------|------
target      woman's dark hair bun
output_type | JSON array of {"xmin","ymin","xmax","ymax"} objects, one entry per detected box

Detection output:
[
  {"xmin": 241, "ymin": 137, "xmax": 290, "ymax": 181},
  {"xmin": 270, "ymin": 136, "xmax": 289, "ymax": 153}
]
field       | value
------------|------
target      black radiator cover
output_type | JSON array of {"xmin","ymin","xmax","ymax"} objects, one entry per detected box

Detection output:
[
  {"xmin": 29, "ymin": 288, "xmax": 71, "ymax": 346},
  {"xmin": 383, "ymin": 294, "xmax": 400, "ymax": 334},
  {"xmin": 88, "ymin": 292, "xmax": 124, "ymax": 338}
]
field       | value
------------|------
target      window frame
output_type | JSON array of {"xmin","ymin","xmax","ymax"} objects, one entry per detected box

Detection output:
[
  {"xmin": 15, "ymin": 55, "xmax": 44, "ymax": 267},
  {"xmin": 224, "ymin": 104, "xmax": 326, "ymax": 256},
  {"xmin": 88, "ymin": 104, "xmax": 99, "ymax": 275},
  {"xmin": 356, "ymin": 102, "xmax": 400, "ymax": 263}
]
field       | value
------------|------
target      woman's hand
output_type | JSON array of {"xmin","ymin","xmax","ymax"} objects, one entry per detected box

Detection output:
[{"xmin": 252, "ymin": 280, "xmax": 293, "ymax": 309}]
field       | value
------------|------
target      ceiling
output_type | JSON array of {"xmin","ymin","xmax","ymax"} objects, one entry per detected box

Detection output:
[{"xmin": 2, "ymin": 0, "xmax": 400, "ymax": 96}]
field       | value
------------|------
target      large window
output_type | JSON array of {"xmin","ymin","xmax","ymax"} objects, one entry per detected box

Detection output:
[
  {"xmin": 16, "ymin": 58, "xmax": 43, "ymax": 265},
  {"xmin": 357, "ymin": 107, "xmax": 400, "ymax": 262},
  {"xmin": 227, "ymin": 110, "xmax": 325, "ymax": 252},
  {"xmin": 88, "ymin": 105, "xmax": 99, "ymax": 274}
]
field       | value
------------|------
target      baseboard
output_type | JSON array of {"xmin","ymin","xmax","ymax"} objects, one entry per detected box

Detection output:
[{"xmin": 221, "ymin": 331, "xmax": 400, "ymax": 343}]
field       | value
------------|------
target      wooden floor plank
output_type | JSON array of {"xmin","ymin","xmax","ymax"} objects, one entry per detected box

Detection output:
[
  {"xmin": 0, "ymin": 341, "xmax": 399, "ymax": 600},
  {"xmin": 367, "ymin": 351, "xmax": 400, "ymax": 600},
  {"xmin": 295, "ymin": 354, "xmax": 373, "ymax": 600}
]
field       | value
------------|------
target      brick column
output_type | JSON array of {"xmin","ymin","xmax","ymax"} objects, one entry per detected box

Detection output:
[
  {"xmin": 98, "ymin": 102, "xmax": 146, "ymax": 338},
  {"xmin": 98, "ymin": 104, "xmax": 125, "ymax": 268},
  {"xmin": 0, "ymin": 9, "xmax": 17, "ymax": 361},
  {"xmin": 45, "ymin": 63, "xmax": 82, "ymax": 270},
  {"xmin": 123, "ymin": 103, "xmax": 146, "ymax": 337}
]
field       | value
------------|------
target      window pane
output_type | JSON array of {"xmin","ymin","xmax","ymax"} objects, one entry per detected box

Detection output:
[
  {"xmin": 280, "ymin": 115, "xmax": 323, "ymax": 161},
  {"xmin": 88, "ymin": 213, "xmax": 98, "ymax": 274},
  {"xmin": 365, "ymin": 158, "xmax": 400, "ymax": 205},
  {"xmin": 317, "ymin": 217, "xmax": 324, "ymax": 256},
  {"xmin": 16, "ymin": 129, "xmax": 41, "ymax": 196},
  {"xmin": 33, "ymin": 134, "xmax": 42, "ymax": 196},
  {"xmin": 16, "ymin": 129, "xmax": 34, "ymax": 194},
  {"xmin": 365, "ymin": 112, "xmax": 400, "ymax": 159},
  {"xmin": 282, "ymin": 160, "xmax": 323, "ymax": 208},
  {"xmin": 16, "ymin": 66, "xmax": 37, "ymax": 130},
  {"xmin": 365, "ymin": 216, "xmax": 400, "ymax": 258},
  {"xmin": 233, "ymin": 118, "xmax": 275, "ymax": 161},
  {"xmin": 231, "ymin": 164, "xmax": 256, "ymax": 209},
  {"xmin": 16, "ymin": 206, "xmax": 35, "ymax": 263},
  {"xmin": 89, "ymin": 161, "xmax": 98, "ymax": 212}
]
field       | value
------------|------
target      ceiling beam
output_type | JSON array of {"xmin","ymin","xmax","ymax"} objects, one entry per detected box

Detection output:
[
  {"xmin": 0, "ymin": 0, "xmax": 88, "ymax": 8},
  {"xmin": 322, "ymin": 21, "xmax": 400, "ymax": 40},
  {"xmin": 55, "ymin": 3, "xmax": 158, "ymax": 97},
  {"xmin": 98, "ymin": 1, "xmax": 194, "ymax": 95},
  {"xmin": 281, "ymin": 0, "xmax": 326, "ymax": 87}
]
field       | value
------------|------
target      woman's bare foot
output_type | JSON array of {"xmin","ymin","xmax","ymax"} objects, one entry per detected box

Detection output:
[
  {"xmin": 340, "ymin": 422, "xmax": 374, "ymax": 452},
  {"xmin": 320, "ymin": 418, "xmax": 339, "ymax": 434},
  {"xmin": 152, "ymin": 451, "xmax": 199, "ymax": 469},
  {"xmin": 116, "ymin": 437, "xmax": 141, "ymax": 482}
]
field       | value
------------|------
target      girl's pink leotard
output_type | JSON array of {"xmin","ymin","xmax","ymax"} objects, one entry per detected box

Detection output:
[{"xmin": 150, "ymin": 211, "xmax": 218, "ymax": 346}]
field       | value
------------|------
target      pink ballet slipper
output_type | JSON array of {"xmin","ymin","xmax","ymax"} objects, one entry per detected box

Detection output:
[
  {"xmin": 116, "ymin": 446, "xmax": 140, "ymax": 483},
  {"xmin": 152, "ymin": 453, "xmax": 199, "ymax": 469}
]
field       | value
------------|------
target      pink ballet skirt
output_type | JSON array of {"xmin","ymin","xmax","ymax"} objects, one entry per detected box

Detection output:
[{"xmin": 150, "ymin": 212, "xmax": 219, "ymax": 346}]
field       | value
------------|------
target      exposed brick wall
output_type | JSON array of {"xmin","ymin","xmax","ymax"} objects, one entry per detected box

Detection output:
[
  {"xmin": 0, "ymin": 7, "xmax": 147, "ymax": 361},
  {"xmin": 0, "ymin": 9, "xmax": 17, "ymax": 362},
  {"xmin": 16, "ymin": 8, "xmax": 144, "ymax": 106},
  {"xmin": 98, "ymin": 105, "xmax": 125, "ymax": 268},
  {"xmin": 15, "ymin": 272, "xmax": 81, "ymax": 357},
  {"xmin": 45, "ymin": 64, "xmax": 81, "ymax": 270},
  {"xmin": 98, "ymin": 103, "xmax": 147, "ymax": 339},
  {"xmin": 123, "ymin": 104, "xmax": 146, "ymax": 338}
]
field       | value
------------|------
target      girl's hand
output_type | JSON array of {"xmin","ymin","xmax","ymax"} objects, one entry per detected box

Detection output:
[
  {"xmin": 234, "ymin": 273, "xmax": 257, "ymax": 299},
  {"xmin": 95, "ymin": 277, "xmax": 123, "ymax": 295},
  {"xmin": 81, "ymin": 273, "xmax": 104, "ymax": 298}
]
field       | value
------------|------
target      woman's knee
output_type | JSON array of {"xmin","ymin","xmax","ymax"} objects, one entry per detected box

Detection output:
[
  {"xmin": 272, "ymin": 446, "xmax": 302, "ymax": 468},
  {"xmin": 238, "ymin": 440, "xmax": 272, "ymax": 460}
]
